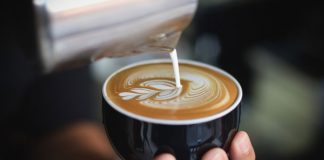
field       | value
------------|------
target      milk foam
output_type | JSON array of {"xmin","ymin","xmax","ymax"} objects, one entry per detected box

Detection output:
[
  {"xmin": 117, "ymin": 64, "xmax": 231, "ymax": 110},
  {"xmin": 105, "ymin": 60, "xmax": 239, "ymax": 121}
]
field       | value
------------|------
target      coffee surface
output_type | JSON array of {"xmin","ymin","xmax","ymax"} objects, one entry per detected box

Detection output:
[{"xmin": 106, "ymin": 62, "xmax": 238, "ymax": 120}]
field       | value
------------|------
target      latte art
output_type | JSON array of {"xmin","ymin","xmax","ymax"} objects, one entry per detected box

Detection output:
[
  {"xmin": 118, "ymin": 73, "xmax": 230, "ymax": 111},
  {"xmin": 119, "ymin": 79, "xmax": 182, "ymax": 101},
  {"xmin": 106, "ymin": 61, "xmax": 239, "ymax": 120}
]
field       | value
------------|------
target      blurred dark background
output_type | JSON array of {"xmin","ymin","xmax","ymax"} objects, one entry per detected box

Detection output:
[
  {"xmin": 1, "ymin": 0, "xmax": 324, "ymax": 159},
  {"xmin": 191, "ymin": 0, "xmax": 324, "ymax": 159}
]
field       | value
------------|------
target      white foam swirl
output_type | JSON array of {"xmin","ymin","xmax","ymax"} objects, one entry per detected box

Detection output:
[
  {"xmin": 118, "ymin": 69, "xmax": 231, "ymax": 110},
  {"xmin": 119, "ymin": 80, "xmax": 182, "ymax": 101}
]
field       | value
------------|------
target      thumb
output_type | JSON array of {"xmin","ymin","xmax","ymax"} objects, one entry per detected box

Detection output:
[
  {"xmin": 154, "ymin": 153, "xmax": 176, "ymax": 160},
  {"xmin": 202, "ymin": 148, "xmax": 228, "ymax": 160}
]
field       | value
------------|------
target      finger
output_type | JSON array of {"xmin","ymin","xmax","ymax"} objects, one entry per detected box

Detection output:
[
  {"xmin": 154, "ymin": 153, "xmax": 176, "ymax": 160},
  {"xmin": 202, "ymin": 148, "xmax": 228, "ymax": 160},
  {"xmin": 230, "ymin": 131, "xmax": 256, "ymax": 160}
]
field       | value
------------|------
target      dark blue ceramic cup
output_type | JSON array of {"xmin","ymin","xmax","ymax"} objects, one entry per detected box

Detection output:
[{"xmin": 102, "ymin": 60, "xmax": 242, "ymax": 160}]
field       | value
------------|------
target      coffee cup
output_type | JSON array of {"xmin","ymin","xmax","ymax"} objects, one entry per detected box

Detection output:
[{"xmin": 102, "ymin": 59, "xmax": 242, "ymax": 160}]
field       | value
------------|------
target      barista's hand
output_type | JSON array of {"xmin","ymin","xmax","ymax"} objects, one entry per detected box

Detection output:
[{"xmin": 154, "ymin": 131, "xmax": 255, "ymax": 160}]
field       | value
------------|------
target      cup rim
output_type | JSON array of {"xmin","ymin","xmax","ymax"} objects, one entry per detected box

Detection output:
[{"xmin": 102, "ymin": 59, "xmax": 242, "ymax": 125}]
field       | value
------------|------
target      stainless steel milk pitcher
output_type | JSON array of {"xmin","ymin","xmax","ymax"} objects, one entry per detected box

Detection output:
[{"xmin": 33, "ymin": 0, "xmax": 197, "ymax": 72}]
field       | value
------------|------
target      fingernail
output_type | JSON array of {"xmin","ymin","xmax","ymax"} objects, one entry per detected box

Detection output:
[
  {"xmin": 238, "ymin": 133, "xmax": 250, "ymax": 155},
  {"xmin": 204, "ymin": 148, "xmax": 224, "ymax": 160}
]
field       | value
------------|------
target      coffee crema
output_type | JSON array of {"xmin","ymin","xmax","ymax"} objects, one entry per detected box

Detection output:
[{"xmin": 105, "ymin": 61, "xmax": 239, "ymax": 120}]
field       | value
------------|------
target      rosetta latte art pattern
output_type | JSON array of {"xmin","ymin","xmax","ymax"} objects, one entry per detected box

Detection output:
[
  {"xmin": 119, "ymin": 80, "xmax": 182, "ymax": 101},
  {"xmin": 117, "ymin": 71, "xmax": 231, "ymax": 110},
  {"xmin": 106, "ymin": 62, "xmax": 239, "ymax": 120}
]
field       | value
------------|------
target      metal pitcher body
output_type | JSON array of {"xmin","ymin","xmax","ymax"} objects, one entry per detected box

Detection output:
[{"xmin": 34, "ymin": 0, "xmax": 198, "ymax": 72}]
